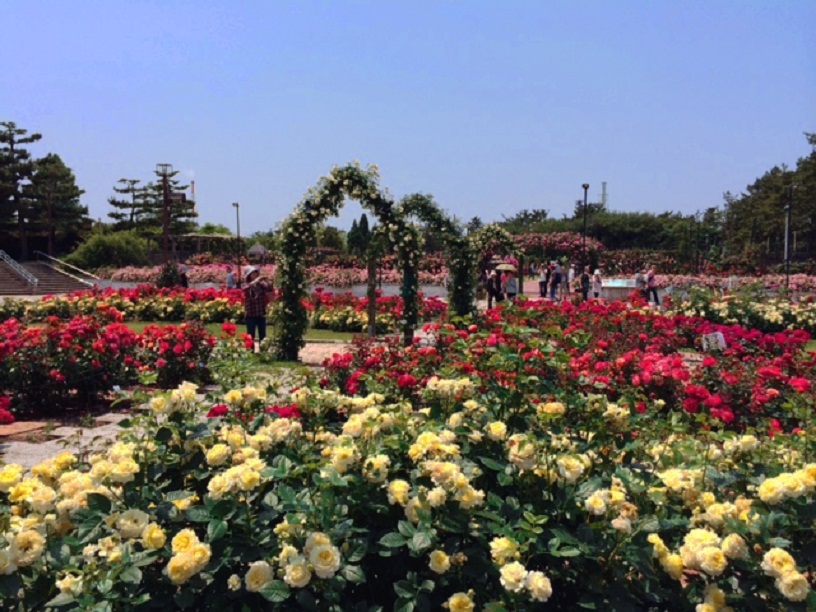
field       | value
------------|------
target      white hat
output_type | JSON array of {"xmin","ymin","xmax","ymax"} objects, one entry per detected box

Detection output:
[{"xmin": 244, "ymin": 266, "xmax": 259, "ymax": 280}]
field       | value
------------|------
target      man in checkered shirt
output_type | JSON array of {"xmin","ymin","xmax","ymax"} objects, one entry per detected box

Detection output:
[{"xmin": 243, "ymin": 266, "xmax": 272, "ymax": 345}]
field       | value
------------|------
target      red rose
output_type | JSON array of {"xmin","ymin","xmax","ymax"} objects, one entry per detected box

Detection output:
[{"xmin": 206, "ymin": 404, "xmax": 230, "ymax": 418}]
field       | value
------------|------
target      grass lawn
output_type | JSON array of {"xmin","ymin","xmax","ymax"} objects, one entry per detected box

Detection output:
[
  {"xmin": 123, "ymin": 321, "xmax": 355, "ymax": 343},
  {"xmin": 807, "ymin": 339, "xmax": 816, "ymax": 353}
]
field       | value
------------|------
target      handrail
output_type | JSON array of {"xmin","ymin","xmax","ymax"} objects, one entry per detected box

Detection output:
[
  {"xmin": 0, "ymin": 250, "xmax": 38, "ymax": 286},
  {"xmin": 34, "ymin": 250, "xmax": 101, "ymax": 280}
]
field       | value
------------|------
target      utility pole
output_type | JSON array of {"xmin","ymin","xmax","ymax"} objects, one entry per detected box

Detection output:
[
  {"xmin": 156, "ymin": 163, "xmax": 173, "ymax": 263},
  {"xmin": 582, "ymin": 183, "xmax": 590, "ymax": 263},
  {"xmin": 784, "ymin": 184, "xmax": 797, "ymax": 291}
]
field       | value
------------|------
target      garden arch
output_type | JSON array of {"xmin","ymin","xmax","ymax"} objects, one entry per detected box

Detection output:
[
  {"xmin": 274, "ymin": 163, "xmax": 421, "ymax": 361},
  {"xmin": 470, "ymin": 224, "xmax": 523, "ymax": 273},
  {"xmin": 396, "ymin": 194, "xmax": 475, "ymax": 319}
]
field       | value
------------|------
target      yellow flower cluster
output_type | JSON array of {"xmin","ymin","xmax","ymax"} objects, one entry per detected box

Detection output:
[
  {"xmin": 761, "ymin": 548, "xmax": 811, "ymax": 602},
  {"xmin": 757, "ymin": 464, "xmax": 816, "ymax": 505},
  {"xmin": 424, "ymin": 376, "xmax": 475, "ymax": 401},
  {"xmin": 167, "ymin": 528, "xmax": 211, "ymax": 585},
  {"xmin": 207, "ymin": 459, "xmax": 267, "ymax": 500},
  {"xmin": 498, "ymin": 561, "xmax": 553, "ymax": 602},
  {"xmin": 408, "ymin": 430, "xmax": 460, "ymax": 462}
]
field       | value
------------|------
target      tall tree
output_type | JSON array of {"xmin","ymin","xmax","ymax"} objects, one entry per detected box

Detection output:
[
  {"xmin": 28, "ymin": 153, "xmax": 88, "ymax": 256},
  {"xmin": 107, "ymin": 178, "xmax": 149, "ymax": 231},
  {"xmin": 141, "ymin": 167, "xmax": 198, "ymax": 236},
  {"xmin": 0, "ymin": 121, "xmax": 42, "ymax": 259}
]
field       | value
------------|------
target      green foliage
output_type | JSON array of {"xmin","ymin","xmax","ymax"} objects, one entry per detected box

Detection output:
[{"xmin": 64, "ymin": 230, "xmax": 150, "ymax": 270}]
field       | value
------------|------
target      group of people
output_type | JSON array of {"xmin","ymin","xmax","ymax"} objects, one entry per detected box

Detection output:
[
  {"xmin": 484, "ymin": 268, "xmax": 519, "ymax": 308},
  {"xmin": 536, "ymin": 261, "xmax": 575, "ymax": 301}
]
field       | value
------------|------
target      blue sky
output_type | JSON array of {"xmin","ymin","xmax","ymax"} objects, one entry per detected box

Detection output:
[{"xmin": 2, "ymin": 0, "xmax": 814, "ymax": 235}]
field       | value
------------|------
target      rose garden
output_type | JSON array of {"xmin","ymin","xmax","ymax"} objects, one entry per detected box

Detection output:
[{"xmin": 1, "ymin": 164, "xmax": 815, "ymax": 610}]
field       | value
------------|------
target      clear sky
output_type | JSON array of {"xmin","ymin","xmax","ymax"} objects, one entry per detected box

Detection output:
[{"xmin": 2, "ymin": 0, "xmax": 814, "ymax": 235}]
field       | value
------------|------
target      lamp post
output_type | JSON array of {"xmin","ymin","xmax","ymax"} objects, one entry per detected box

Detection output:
[
  {"xmin": 232, "ymin": 202, "xmax": 241, "ymax": 277},
  {"xmin": 581, "ymin": 183, "xmax": 590, "ymax": 263},
  {"xmin": 156, "ymin": 163, "xmax": 173, "ymax": 262},
  {"xmin": 784, "ymin": 185, "xmax": 797, "ymax": 290}
]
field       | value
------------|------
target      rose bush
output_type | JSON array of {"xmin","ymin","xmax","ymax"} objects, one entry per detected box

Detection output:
[{"xmin": 1, "ymin": 297, "xmax": 815, "ymax": 609}]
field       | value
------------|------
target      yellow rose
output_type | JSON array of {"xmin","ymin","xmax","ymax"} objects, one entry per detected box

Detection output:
[
  {"xmin": 490, "ymin": 536, "xmax": 519, "ymax": 566},
  {"xmin": 227, "ymin": 574, "xmax": 241, "ymax": 591},
  {"xmin": 206, "ymin": 444, "xmax": 231, "ymax": 467},
  {"xmin": 775, "ymin": 570, "xmax": 810, "ymax": 602},
  {"xmin": 387, "ymin": 479, "xmax": 411, "ymax": 506},
  {"xmin": 310, "ymin": 544, "xmax": 341, "ymax": 579},
  {"xmin": 0, "ymin": 464, "xmax": 25, "ymax": 493},
  {"xmin": 10, "ymin": 530, "xmax": 45, "ymax": 567},
  {"xmin": 660, "ymin": 553, "xmax": 684, "ymax": 580},
  {"xmin": 445, "ymin": 591, "xmax": 474, "ymax": 612},
  {"xmin": 166, "ymin": 553, "xmax": 196, "ymax": 585},
  {"xmin": 585, "ymin": 491, "xmax": 607, "ymax": 516},
  {"xmin": 721, "ymin": 533, "xmax": 748, "ymax": 560},
  {"xmin": 485, "ymin": 421, "xmax": 507, "ymax": 441},
  {"xmin": 525, "ymin": 570, "xmax": 553, "ymax": 602},
  {"xmin": 116, "ymin": 509, "xmax": 150, "ymax": 539},
  {"xmin": 698, "ymin": 546, "xmax": 727, "ymax": 577},
  {"xmin": 171, "ymin": 528, "xmax": 199, "ymax": 554},
  {"xmin": 245, "ymin": 560, "xmax": 274, "ymax": 592},
  {"xmin": 283, "ymin": 557, "xmax": 312, "ymax": 588},
  {"xmin": 499, "ymin": 561, "xmax": 527, "ymax": 593},
  {"xmin": 428, "ymin": 550, "xmax": 450, "ymax": 574},
  {"xmin": 142, "ymin": 523, "xmax": 167, "ymax": 550},
  {"xmin": 0, "ymin": 549, "xmax": 17, "ymax": 575},
  {"xmin": 55, "ymin": 574, "xmax": 83, "ymax": 595},
  {"xmin": 761, "ymin": 548, "xmax": 796, "ymax": 578}
]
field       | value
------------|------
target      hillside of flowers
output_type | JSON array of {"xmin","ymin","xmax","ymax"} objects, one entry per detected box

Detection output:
[{"xmin": 1, "ymin": 298, "xmax": 815, "ymax": 609}]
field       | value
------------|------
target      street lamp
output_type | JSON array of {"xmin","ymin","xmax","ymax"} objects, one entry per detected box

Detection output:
[
  {"xmin": 232, "ymin": 202, "xmax": 241, "ymax": 277},
  {"xmin": 581, "ymin": 183, "xmax": 590, "ymax": 263},
  {"xmin": 156, "ymin": 163, "xmax": 173, "ymax": 262},
  {"xmin": 784, "ymin": 185, "xmax": 797, "ymax": 290}
]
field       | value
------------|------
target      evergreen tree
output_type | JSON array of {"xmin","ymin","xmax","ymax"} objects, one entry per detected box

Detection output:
[
  {"xmin": 347, "ymin": 219, "xmax": 360, "ymax": 255},
  {"xmin": 141, "ymin": 167, "xmax": 198, "ymax": 236},
  {"xmin": 28, "ymin": 153, "xmax": 88, "ymax": 256},
  {"xmin": 358, "ymin": 213, "xmax": 371, "ymax": 252},
  {"xmin": 0, "ymin": 121, "xmax": 42, "ymax": 259},
  {"xmin": 107, "ymin": 178, "xmax": 149, "ymax": 231}
]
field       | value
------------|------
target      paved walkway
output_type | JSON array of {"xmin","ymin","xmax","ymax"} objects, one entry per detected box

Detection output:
[{"xmin": 0, "ymin": 341, "xmax": 352, "ymax": 470}]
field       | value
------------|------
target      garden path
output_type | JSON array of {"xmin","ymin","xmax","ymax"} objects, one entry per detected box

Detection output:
[{"xmin": 0, "ymin": 341, "xmax": 351, "ymax": 470}]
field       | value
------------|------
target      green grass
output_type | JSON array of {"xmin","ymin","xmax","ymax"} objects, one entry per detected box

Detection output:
[
  {"xmin": 122, "ymin": 321, "xmax": 354, "ymax": 343},
  {"xmin": 807, "ymin": 339, "xmax": 816, "ymax": 353}
]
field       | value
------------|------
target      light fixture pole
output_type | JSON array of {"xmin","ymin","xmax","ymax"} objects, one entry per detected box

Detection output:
[
  {"xmin": 232, "ymin": 202, "xmax": 241, "ymax": 276},
  {"xmin": 581, "ymin": 183, "xmax": 590, "ymax": 263},
  {"xmin": 784, "ymin": 185, "xmax": 796, "ymax": 290},
  {"xmin": 156, "ymin": 163, "xmax": 173, "ymax": 262}
]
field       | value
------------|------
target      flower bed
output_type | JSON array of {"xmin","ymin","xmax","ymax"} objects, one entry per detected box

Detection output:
[
  {"xmin": 0, "ymin": 314, "xmax": 220, "ymax": 415},
  {"xmin": 1, "ymin": 299, "xmax": 814, "ymax": 609}
]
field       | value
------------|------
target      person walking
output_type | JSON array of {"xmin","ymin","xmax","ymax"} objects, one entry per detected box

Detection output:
[
  {"xmin": 243, "ymin": 266, "xmax": 273, "ymax": 346},
  {"xmin": 485, "ymin": 270, "xmax": 498, "ymax": 308},
  {"xmin": 225, "ymin": 265, "xmax": 237, "ymax": 289},
  {"xmin": 549, "ymin": 263, "xmax": 561, "ymax": 301},
  {"xmin": 579, "ymin": 266, "xmax": 591, "ymax": 302},
  {"xmin": 592, "ymin": 269, "xmax": 603, "ymax": 299},
  {"xmin": 538, "ymin": 263, "xmax": 548, "ymax": 297},
  {"xmin": 504, "ymin": 270, "xmax": 518, "ymax": 303},
  {"xmin": 647, "ymin": 266, "xmax": 660, "ymax": 306},
  {"xmin": 634, "ymin": 268, "xmax": 647, "ymax": 301}
]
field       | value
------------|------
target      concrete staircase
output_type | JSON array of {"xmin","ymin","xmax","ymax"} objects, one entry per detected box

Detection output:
[{"xmin": 0, "ymin": 261, "xmax": 92, "ymax": 296}]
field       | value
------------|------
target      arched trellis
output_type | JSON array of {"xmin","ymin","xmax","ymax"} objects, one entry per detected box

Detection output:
[
  {"xmin": 469, "ymin": 224, "xmax": 523, "ymax": 271},
  {"xmin": 273, "ymin": 163, "xmax": 422, "ymax": 361},
  {"xmin": 397, "ymin": 194, "xmax": 475, "ymax": 320}
]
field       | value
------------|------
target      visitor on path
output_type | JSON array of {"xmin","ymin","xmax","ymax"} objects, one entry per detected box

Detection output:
[
  {"xmin": 647, "ymin": 266, "xmax": 660, "ymax": 306},
  {"xmin": 504, "ymin": 270, "xmax": 518, "ymax": 303},
  {"xmin": 592, "ymin": 269, "xmax": 603, "ymax": 299},
  {"xmin": 243, "ymin": 266, "xmax": 273, "ymax": 345},
  {"xmin": 580, "ymin": 266, "xmax": 591, "ymax": 301},
  {"xmin": 493, "ymin": 271, "xmax": 505, "ymax": 304},
  {"xmin": 634, "ymin": 268, "xmax": 647, "ymax": 300},
  {"xmin": 485, "ymin": 270, "xmax": 499, "ymax": 308},
  {"xmin": 549, "ymin": 263, "xmax": 561, "ymax": 301},
  {"xmin": 226, "ymin": 265, "xmax": 237, "ymax": 289},
  {"xmin": 560, "ymin": 262, "xmax": 572, "ymax": 301},
  {"xmin": 538, "ymin": 263, "xmax": 548, "ymax": 297}
]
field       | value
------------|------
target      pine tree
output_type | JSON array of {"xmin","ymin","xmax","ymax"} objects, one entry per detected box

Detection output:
[
  {"xmin": 0, "ymin": 121, "xmax": 42, "ymax": 259},
  {"xmin": 347, "ymin": 219, "xmax": 360, "ymax": 255},
  {"xmin": 358, "ymin": 213, "xmax": 371, "ymax": 253},
  {"xmin": 28, "ymin": 153, "xmax": 88, "ymax": 256},
  {"xmin": 108, "ymin": 178, "xmax": 149, "ymax": 231}
]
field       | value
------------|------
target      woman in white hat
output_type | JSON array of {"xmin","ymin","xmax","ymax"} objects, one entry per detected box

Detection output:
[
  {"xmin": 592, "ymin": 269, "xmax": 603, "ymax": 299},
  {"xmin": 243, "ymin": 266, "xmax": 273, "ymax": 345}
]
